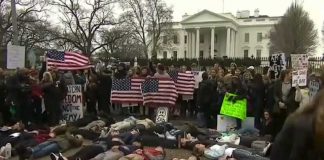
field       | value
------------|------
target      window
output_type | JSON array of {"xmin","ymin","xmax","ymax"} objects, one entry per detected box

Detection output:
[
  {"xmin": 199, "ymin": 50, "xmax": 204, "ymax": 58},
  {"xmin": 173, "ymin": 51, "xmax": 178, "ymax": 59},
  {"xmin": 257, "ymin": 33, "xmax": 262, "ymax": 42},
  {"xmin": 200, "ymin": 35, "xmax": 204, "ymax": 43},
  {"xmin": 163, "ymin": 36, "xmax": 167, "ymax": 44},
  {"xmin": 256, "ymin": 49, "xmax": 262, "ymax": 58},
  {"xmin": 184, "ymin": 35, "xmax": 187, "ymax": 44},
  {"xmin": 244, "ymin": 33, "xmax": 249, "ymax": 42},
  {"xmin": 163, "ymin": 51, "xmax": 167, "ymax": 59},
  {"xmin": 184, "ymin": 51, "xmax": 187, "ymax": 59},
  {"xmin": 244, "ymin": 50, "xmax": 249, "ymax": 58},
  {"xmin": 173, "ymin": 35, "xmax": 178, "ymax": 44}
]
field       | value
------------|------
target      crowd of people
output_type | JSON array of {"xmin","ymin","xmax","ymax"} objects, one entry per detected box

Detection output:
[{"xmin": 0, "ymin": 60, "xmax": 324, "ymax": 159}]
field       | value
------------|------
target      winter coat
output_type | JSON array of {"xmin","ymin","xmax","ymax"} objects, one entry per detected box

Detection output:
[{"xmin": 49, "ymin": 132, "xmax": 83, "ymax": 152}]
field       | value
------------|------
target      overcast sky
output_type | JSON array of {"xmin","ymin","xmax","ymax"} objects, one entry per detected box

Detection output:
[{"xmin": 164, "ymin": 0, "xmax": 324, "ymax": 55}]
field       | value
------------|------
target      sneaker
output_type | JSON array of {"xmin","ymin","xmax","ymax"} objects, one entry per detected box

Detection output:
[
  {"xmin": 58, "ymin": 153, "xmax": 65, "ymax": 160},
  {"xmin": 50, "ymin": 153, "xmax": 59, "ymax": 160},
  {"xmin": 262, "ymin": 143, "xmax": 272, "ymax": 155},
  {"xmin": 165, "ymin": 131, "xmax": 176, "ymax": 140},
  {"xmin": 4, "ymin": 143, "xmax": 11, "ymax": 159}
]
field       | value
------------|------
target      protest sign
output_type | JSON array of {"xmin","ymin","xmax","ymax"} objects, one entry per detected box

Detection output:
[
  {"xmin": 269, "ymin": 53, "xmax": 286, "ymax": 78},
  {"xmin": 292, "ymin": 69, "xmax": 307, "ymax": 87},
  {"xmin": 220, "ymin": 93, "xmax": 247, "ymax": 120},
  {"xmin": 7, "ymin": 45, "xmax": 25, "ymax": 69},
  {"xmin": 155, "ymin": 107, "xmax": 169, "ymax": 123},
  {"xmin": 62, "ymin": 85, "xmax": 84, "ymax": 122},
  {"xmin": 291, "ymin": 54, "xmax": 308, "ymax": 69},
  {"xmin": 192, "ymin": 71, "xmax": 203, "ymax": 89},
  {"xmin": 217, "ymin": 115, "xmax": 237, "ymax": 132},
  {"xmin": 309, "ymin": 80, "xmax": 320, "ymax": 99}
]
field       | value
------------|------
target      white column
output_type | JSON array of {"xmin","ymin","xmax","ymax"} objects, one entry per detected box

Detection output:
[
  {"xmin": 226, "ymin": 27, "xmax": 231, "ymax": 57},
  {"xmin": 187, "ymin": 31, "xmax": 190, "ymax": 58},
  {"xmin": 210, "ymin": 28, "xmax": 215, "ymax": 59},
  {"xmin": 196, "ymin": 28, "xmax": 200, "ymax": 59},
  {"xmin": 233, "ymin": 30, "xmax": 236, "ymax": 57},
  {"xmin": 231, "ymin": 30, "xmax": 235, "ymax": 57},
  {"xmin": 192, "ymin": 31, "xmax": 196, "ymax": 59}
]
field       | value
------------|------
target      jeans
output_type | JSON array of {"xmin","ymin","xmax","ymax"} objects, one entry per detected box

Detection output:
[
  {"xmin": 69, "ymin": 145, "xmax": 105, "ymax": 160},
  {"xmin": 91, "ymin": 150, "xmax": 124, "ymax": 160},
  {"xmin": 32, "ymin": 141, "xmax": 60, "ymax": 158},
  {"xmin": 232, "ymin": 149, "xmax": 269, "ymax": 160}
]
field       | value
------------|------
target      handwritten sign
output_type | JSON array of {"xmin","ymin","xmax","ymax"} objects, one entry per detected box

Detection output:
[
  {"xmin": 155, "ymin": 107, "xmax": 169, "ymax": 123},
  {"xmin": 269, "ymin": 53, "xmax": 286, "ymax": 78},
  {"xmin": 7, "ymin": 45, "xmax": 25, "ymax": 69},
  {"xmin": 309, "ymin": 81, "xmax": 320, "ymax": 99},
  {"xmin": 220, "ymin": 93, "xmax": 247, "ymax": 120},
  {"xmin": 62, "ymin": 85, "xmax": 84, "ymax": 122},
  {"xmin": 292, "ymin": 69, "xmax": 307, "ymax": 87},
  {"xmin": 291, "ymin": 54, "xmax": 308, "ymax": 69}
]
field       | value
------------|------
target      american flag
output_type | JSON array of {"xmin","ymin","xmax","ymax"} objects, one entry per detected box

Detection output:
[
  {"xmin": 111, "ymin": 78, "xmax": 145, "ymax": 104},
  {"xmin": 46, "ymin": 50, "xmax": 92, "ymax": 70},
  {"xmin": 176, "ymin": 71, "xmax": 195, "ymax": 95},
  {"xmin": 141, "ymin": 78, "xmax": 178, "ymax": 107}
]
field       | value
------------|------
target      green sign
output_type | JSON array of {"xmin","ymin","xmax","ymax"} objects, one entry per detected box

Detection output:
[{"xmin": 220, "ymin": 93, "xmax": 247, "ymax": 120}]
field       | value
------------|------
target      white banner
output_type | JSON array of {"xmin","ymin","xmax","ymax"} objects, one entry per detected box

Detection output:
[
  {"xmin": 7, "ymin": 45, "xmax": 25, "ymax": 69},
  {"xmin": 292, "ymin": 69, "xmax": 307, "ymax": 87},
  {"xmin": 62, "ymin": 85, "xmax": 84, "ymax": 122},
  {"xmin": 155, "ymin": 107, "xmax": 169, "ymax": 123},
  {"xmin": 291, "ymin": 54, "xmax": 308, "ymax": 69}
]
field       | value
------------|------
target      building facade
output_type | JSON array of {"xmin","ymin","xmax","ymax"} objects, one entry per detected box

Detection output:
[{"xmin": 152, "ymin": 9, "xmax": 281, "ymax": 59}]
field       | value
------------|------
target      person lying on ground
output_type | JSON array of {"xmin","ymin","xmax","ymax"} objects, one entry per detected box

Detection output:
[
  {"xmin": 24, "ymin": 131, "xmax": 83, "ymax": 159},
  {"xmin": 120, "ymin": 146, "xmax": 165, "ymax": 160}
]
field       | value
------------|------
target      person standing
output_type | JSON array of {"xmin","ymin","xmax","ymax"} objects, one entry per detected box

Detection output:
[
  {"xmin": 197, "ymin": 72, "xmax": 217, "ymax": 128},
  {"xmin": 97, "ymin": 68, "xmax": 112, "ymax": 114}
]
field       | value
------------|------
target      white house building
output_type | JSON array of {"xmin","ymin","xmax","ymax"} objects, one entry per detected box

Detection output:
[{"xmin": 152, "ymin": 9, "xmax": 281, "ymax": 59}]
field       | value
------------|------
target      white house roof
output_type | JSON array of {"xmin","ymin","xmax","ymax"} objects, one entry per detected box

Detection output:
[{"xmin": 181, "ymin": 9, "xmax": 237, "ymax": 25}]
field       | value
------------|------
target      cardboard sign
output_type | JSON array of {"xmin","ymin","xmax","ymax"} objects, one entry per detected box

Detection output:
[
  {"xmin": 155, "ymin": 107, "xmax": 169, "ymax": 123},
  {"xmin": 7, "ymin": 45, "xmax": 25, "ymax": 69},
  {"xmin": 217, "ymin": 115, "xmax": 237, "ymax": 132},
  {"xmin": 309, "ymin": 80, "xmax": 320, "ymax": 99},
  {"xmin": 292, "ymin": 69, "xmax": 307, "ymax": 87},
  {"xmin": 220, "ymin": 93, "xmax": 247, "ymax": 120},
  {"xmin": 192, "ymin": 71, "xmax": 203, "ymax": 89},
  {"xmin": 291, "ymin": 54, "xmax": 308, "ymax": 69},
  {"xmin": 62, "ymin": 85, "xmax": 84, "ymax": 122},
  {"xmin": 269, "ymin": 53, "xmax": 286, "ymax": 78}
]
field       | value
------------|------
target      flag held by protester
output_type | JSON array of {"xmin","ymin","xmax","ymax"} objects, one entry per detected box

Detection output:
[
  {"xmin": 141, "ymin": 78, "xmax": 178, "ymax": 107},
  {"xmin": 111, "ymin": 78, "xmax": 145, "ymax": 105},
  {"xmin": 175, "ymin": 71, "xmax": 195, "ymax": 95},
  {"xmin": 46, "ymin": 50, "xmax": 92, "ymax": 70}
]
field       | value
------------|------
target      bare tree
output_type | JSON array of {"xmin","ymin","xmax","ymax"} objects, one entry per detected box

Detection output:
[
  {"xmin": 120, "ymin": 0, "xmax": 173, "ymax": 59},
  {"xmin": 270, "ymin": 2, "xmax": 318, "ymax": 56},
  {"xmin": 0, "ymin": 0, "xmax": 48, "ymax": 49},
  {"xmin": 50, "ymin": 0, "xmax": 117, "ymax": 57}
]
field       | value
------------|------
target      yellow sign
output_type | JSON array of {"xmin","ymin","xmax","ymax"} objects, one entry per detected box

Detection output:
[{"xmin": 220, "ymin": 93, "xmax": 247, "ymax": 120}]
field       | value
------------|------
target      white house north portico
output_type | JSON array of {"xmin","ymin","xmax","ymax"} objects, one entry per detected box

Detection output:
[{"xmin": 151, "ymin": 9, "xmax": 280, "ymax": 59}]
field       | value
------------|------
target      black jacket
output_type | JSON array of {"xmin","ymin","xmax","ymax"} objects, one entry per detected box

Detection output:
[
  {"xmin": 197, "ymin": 79, "xmax": 217, "ymax": 112},
  {"xmin": 270, "ymin": 113, "xmax": 322, "ymax": 160}
]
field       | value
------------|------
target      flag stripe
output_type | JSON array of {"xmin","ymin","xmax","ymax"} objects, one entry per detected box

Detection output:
[{"xmin": 176, "ymin": 71, "xmax": 195, "ymax": 95}]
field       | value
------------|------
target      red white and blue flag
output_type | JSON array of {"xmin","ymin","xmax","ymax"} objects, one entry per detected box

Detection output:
[
  {"xmin": 175, "ymin": 71, "xmax": 195, "ymax": 95},
  {"xmin": 141, "ymin": 78, "xmax": 178, "ymax": 107},
  {"xmin": 111, "ymin": 78, "xmax": 145, "ymax": 104},
  {"xmin": 46, "ymin": 50, "xmax": 92, "ymax": 70}
]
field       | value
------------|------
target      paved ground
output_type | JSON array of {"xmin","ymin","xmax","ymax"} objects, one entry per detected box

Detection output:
[{"xmin": 11, "ymin": 117, "xmax": 199, "ymax": 160}]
